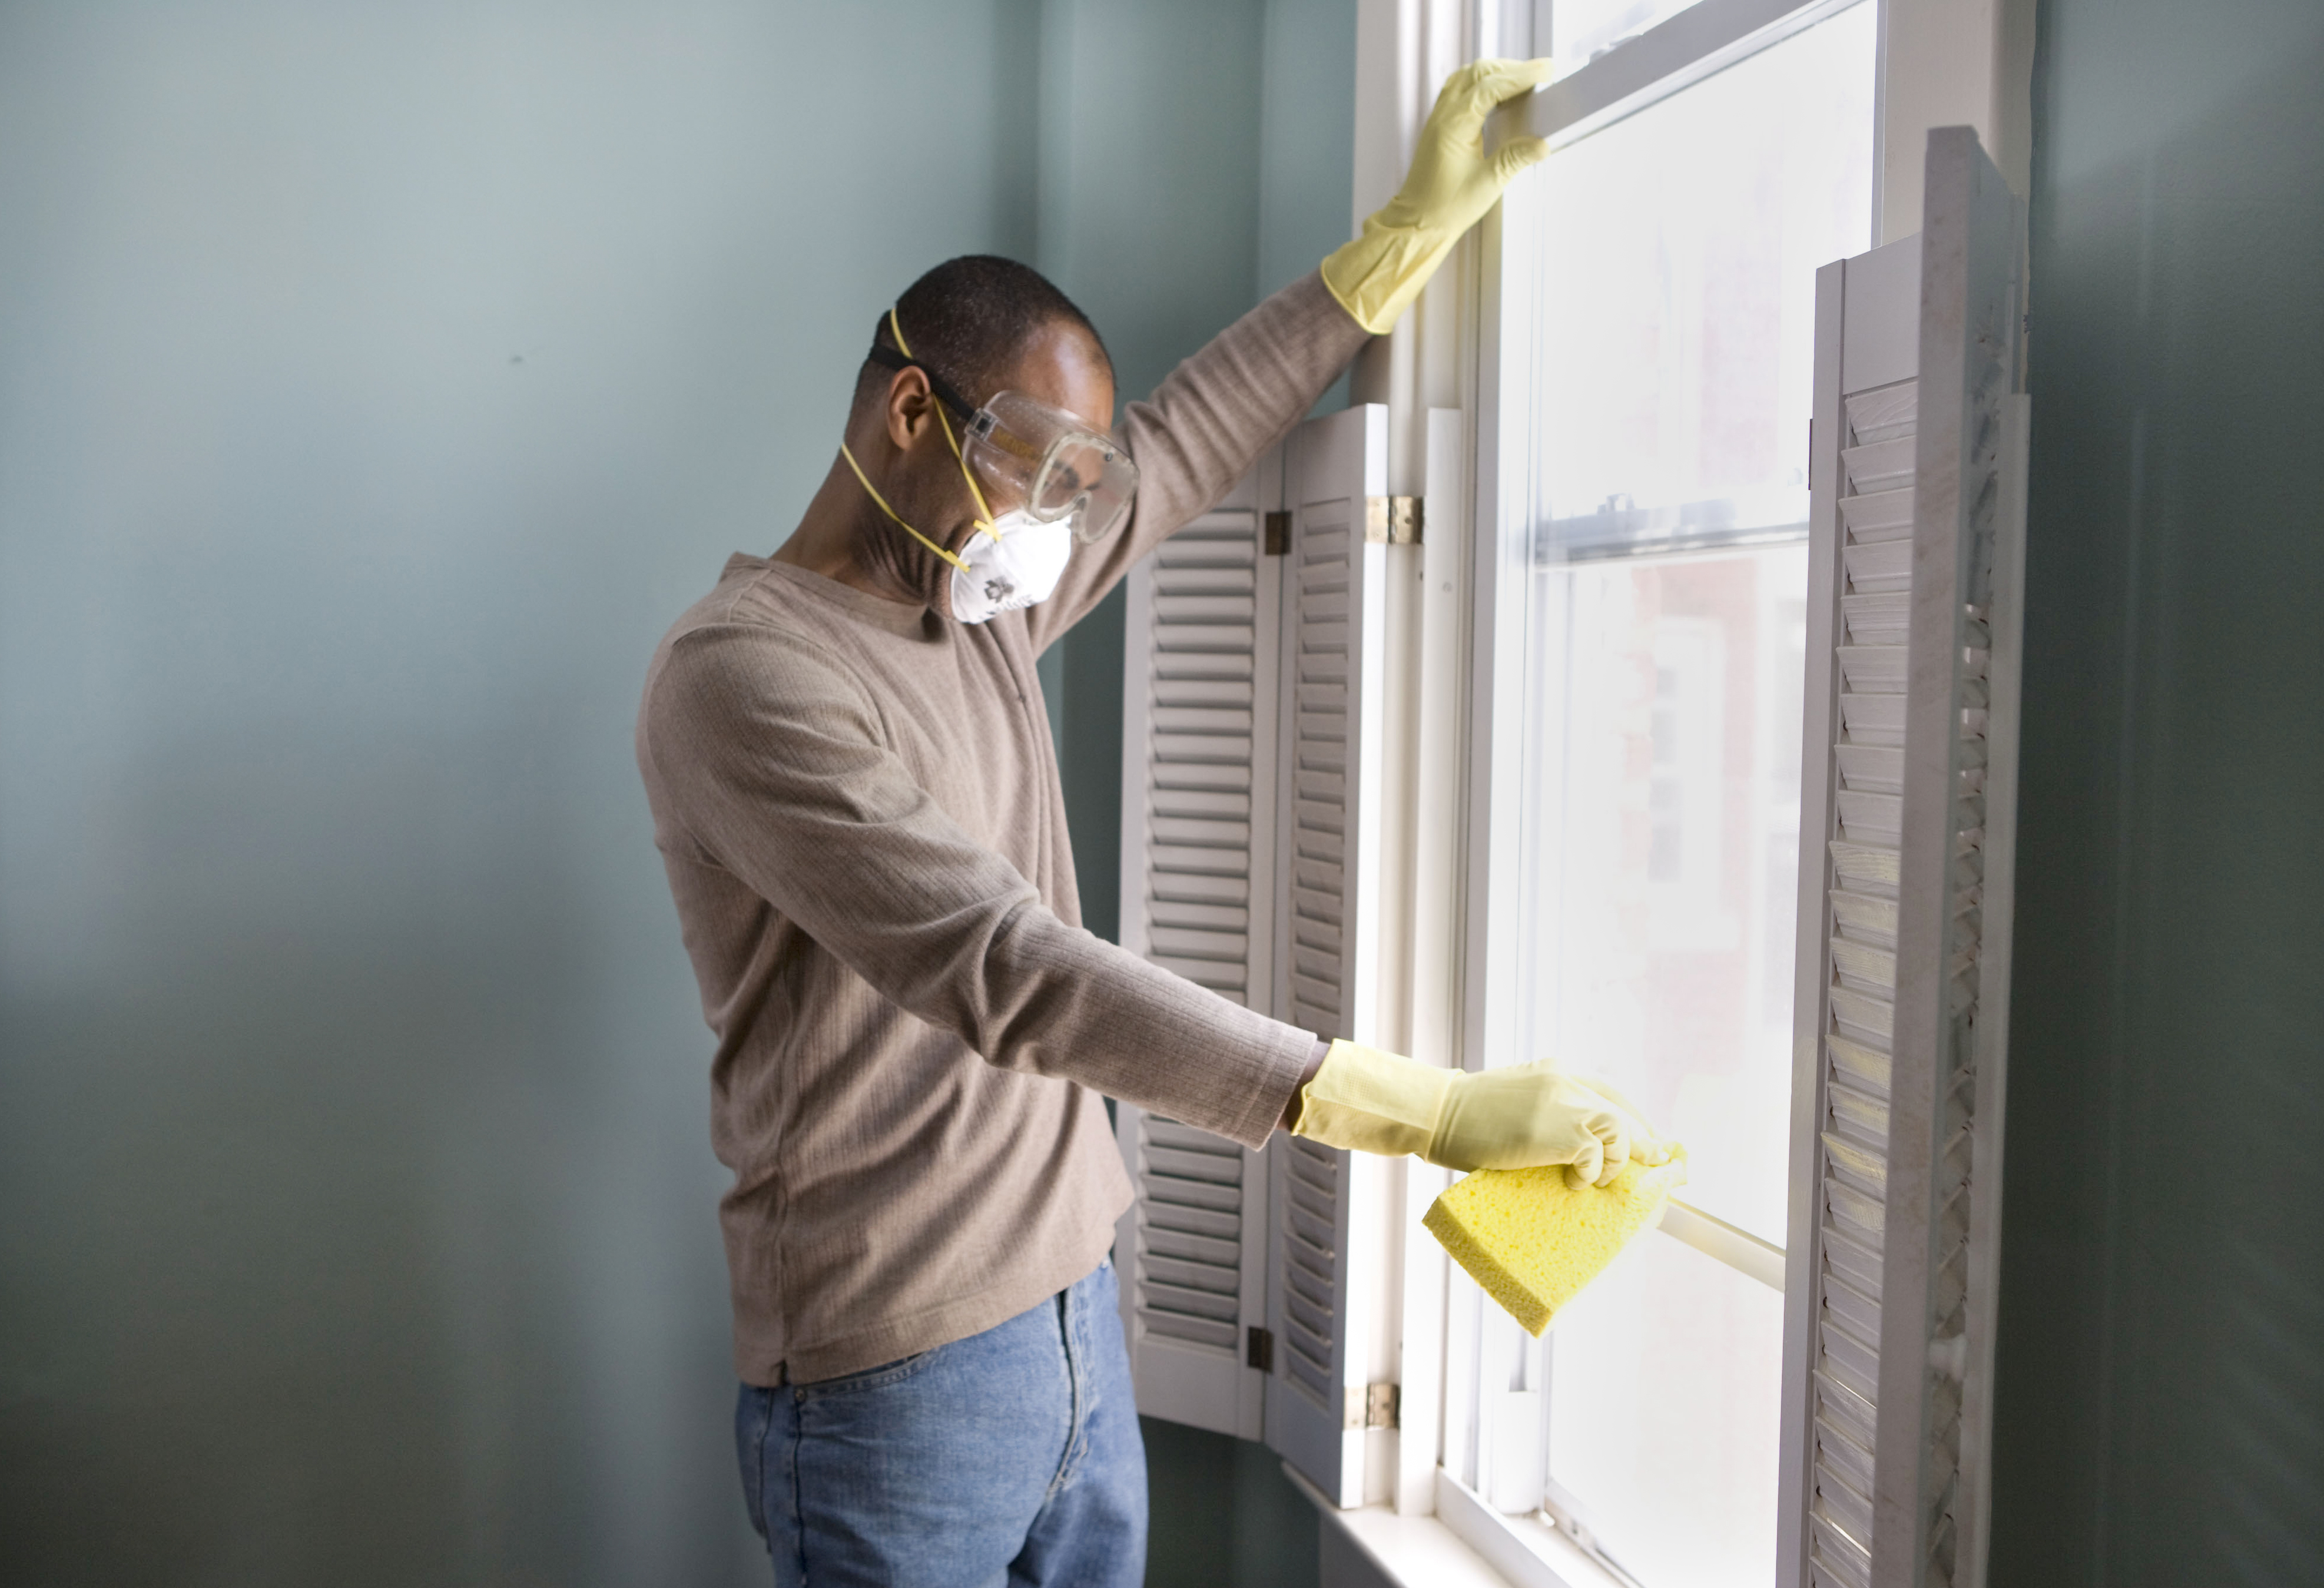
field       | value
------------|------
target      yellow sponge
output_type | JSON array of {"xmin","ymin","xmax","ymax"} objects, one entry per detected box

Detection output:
[{"xmin": 1422, "ymin": 1151, "xmax": 1688, "ymax": 1336}]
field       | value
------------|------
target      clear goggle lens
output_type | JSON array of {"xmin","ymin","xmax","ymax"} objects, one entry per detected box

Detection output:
[{"xmin": 964, "ymin": 391, "xmax": 1138, "ymax": 544}]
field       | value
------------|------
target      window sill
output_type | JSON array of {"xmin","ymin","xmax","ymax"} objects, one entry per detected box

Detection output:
[{"xmin": 1281, "ymin": 1462, "xmax": 1629, "ymax": 1588}]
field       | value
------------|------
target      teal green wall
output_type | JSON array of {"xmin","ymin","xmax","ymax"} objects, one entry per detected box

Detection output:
[
  {"xmin": 1043, "ymin": 0, "xmax": 1357, "ymax": 947},
  {"xmin": 0, "ymin": 1, "xmax": 1350, "ymax": 1582},
  {"xmin": 1039, "ymin": 0, "xmax": 1272, "ymax": 945},
  {"xmin": 1039, "ymin": 1, "xmax": 1355, "ymax": 1583},
  {"xmin": 1991, "ymin": 1, "xmax": 2324, "ymax": 1581}
]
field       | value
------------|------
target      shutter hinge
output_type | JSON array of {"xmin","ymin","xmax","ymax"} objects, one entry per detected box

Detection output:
[
  {"xmin": 1246, "ymin": 1325, "xmax": 1274, "ymax": 1372},
  {"xmin": 1263, "ymin": 510, "xmax": 1292, "ymax": 556},
  {"xmin": 1342, "ymin": 1381, "xmax": 1400, "ymax": 1430},
  {"xmin": 1363, "ymin": 495, "xmax": 1423, "ymax": 545}
]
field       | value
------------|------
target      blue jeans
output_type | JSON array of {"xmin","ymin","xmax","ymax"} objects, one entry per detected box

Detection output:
[{"xmin": 735, "ymin": 1258, "xmax": 1146, "ymax": 1587}]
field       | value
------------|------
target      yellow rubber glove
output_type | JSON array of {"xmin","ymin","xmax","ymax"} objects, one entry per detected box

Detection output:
[
  {"xmin": 1292, "ymin": 1042, "xmax": 1667, "ymax": 1189},
  {"xmin": 1566, "ymin": 1075, "xmax": 1679, "ymax": 1170},
  {"xmin": 1320, "ymin": 58, "xmax": 1556, "ymax": 334}
]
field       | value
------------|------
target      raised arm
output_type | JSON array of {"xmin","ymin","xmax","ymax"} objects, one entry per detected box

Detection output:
[
  {"xmin": 1026, "ymin": 271, "xmax": 1366, "ymax": 650},
  {"xmin": 1027, "ymin": 58, "xmax": 1559, "ymax": 651}
]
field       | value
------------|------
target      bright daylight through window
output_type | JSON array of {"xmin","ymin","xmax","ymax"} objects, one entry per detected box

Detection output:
[{"xmin": 1474, "ymin": 4, "xmax": 1876, "ymax": 1584}]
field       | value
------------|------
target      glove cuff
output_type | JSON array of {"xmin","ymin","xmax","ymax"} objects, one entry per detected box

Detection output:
[
  {"xmin": 1320, "ymin": 218, "xmax": 1460, "ymax": 335},
  {"xmin": 1292, "ymin": 1040, "xmax": 1454, "ymax": 1158}
]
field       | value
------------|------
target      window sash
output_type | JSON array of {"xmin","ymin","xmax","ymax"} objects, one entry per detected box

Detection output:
[
  {"xmin": 1495, "ymin": 0, "xmax": 1863, "ymax": 154},
  {"xmin": 1453, "ymin": 2, "xmax": 1877, "ymax": 1570}
]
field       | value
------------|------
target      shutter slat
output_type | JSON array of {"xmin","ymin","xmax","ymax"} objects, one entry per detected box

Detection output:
[
  {"xmin": 1153, "ymin": 678, "xmax": 1255, "ymax": 708},
  {"xmin": 1150, "ymin": 843, "xmax": 1248, "ymax": 877},
  {"xmin": 1142, "ymin": 1311, "xmax": 1239, "ymax": 1350},
  {"xmin": 1155, "ymin": 651, "xmax": 1256, "ymax": 680},
  {"xmin": 1150, "ymin": 815, "xmax": 1251, "ymax": 847},
  {"xmin": 1151, "ymin": 787, "xmax": 1251, "ymax": 820},
  {"xmin": 1149, "ymin": 871, "xmax": 1248, "ymax": 906},
  {"xmin": 1150, "ymin": 899, "xmax": 1249, "ymax": 932},
  {"xmin": 1151, "ymin": 761, "xmax": 1252, "ymax": 793},
  {"xmin": 1155, "ymin": 566, "xmax": 1257, "ymax": 595},
  {"xmin": 1152, "ymin": 706, "xmax": 1253, "ymax": 734}
]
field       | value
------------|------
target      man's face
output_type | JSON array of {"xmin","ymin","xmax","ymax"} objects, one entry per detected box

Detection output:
[{"xmin": 889, "ymin": 321, "xmax": 1116, "ymax": 556}]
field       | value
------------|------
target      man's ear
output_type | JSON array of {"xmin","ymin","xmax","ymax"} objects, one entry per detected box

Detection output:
[{"xmin": 883, "ymin": 366, "xmax": 940, "ymax": 452}]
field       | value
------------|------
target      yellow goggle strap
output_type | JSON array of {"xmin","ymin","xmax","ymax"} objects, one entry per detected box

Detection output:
[
  {"xmin": 838, "ymin": 442, "xmax": 972, "ymax": 574},
  {"xmin": 887, "ymin": 308, "xmax": 1002, "ymax": 541}
]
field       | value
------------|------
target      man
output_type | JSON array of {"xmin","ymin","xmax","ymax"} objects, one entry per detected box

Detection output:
[{"xmin": 637, "ymin": 59, "xmax": 1667, "ymax": 1587}]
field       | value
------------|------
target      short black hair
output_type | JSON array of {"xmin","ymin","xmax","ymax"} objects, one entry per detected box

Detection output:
[{"xmin": 853, "ymin": 255, "xmax": 1110, "ymax": 415}]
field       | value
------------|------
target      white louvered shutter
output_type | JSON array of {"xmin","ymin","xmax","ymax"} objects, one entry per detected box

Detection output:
[
  {"xmin": 1776, "ymin": 128, "xmax": 2026, "ymax": 1588},
  {"xmin": 1113, "ymin": 462, "xmax": 1284, "ymax": 1440},
  {"xmin": 1262, "ymin": 404, "xmax": 1395, "ymax": 1509}
]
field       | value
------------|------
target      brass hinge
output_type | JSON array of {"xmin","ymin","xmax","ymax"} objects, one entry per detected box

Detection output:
[
  {"xmin": 1363, "ymin": 495, "xmax": 1423, "ymax": 545},
  {"xmin": 1246, "ymin": 1325, "xmax": 1274, "ymax": 1372},
  {"xmin": 1342, "ymin": 1381, "xmax": 1400, "ymax": 1430},
  {"xmin": 1263, "ymin": 510, "xmax": 1292, "ymax": 555}
]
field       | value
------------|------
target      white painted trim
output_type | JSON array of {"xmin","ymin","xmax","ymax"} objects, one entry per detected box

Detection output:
[
  {"xmin": 1348, "ymin": 0, "xmax": 1492, "ymax": 1521},
  {"xmin": 1284, "ymin": 1461, "xmax": 1513, "ymax": 1587},
  {"xmin": 1453, "ymin": 70, "xmax": 1536, "ymax": 1518},
  {"xmin": 1487, "ymin": 0, "xmax": 1864, "ymax": 155},
  {"xmin": 1286, "ymin": 1458, "xmax": 1636, "ymax": 1588},
  {"xmin": 1875, "ymin": 0, "xmax": 2037, "ymax": 241},
  {"xmin": 1434, "ymin": 1468, "xmax": 1631, "ymax": 1588},
  {"xmin": 1389, "ymin": 406, "xmax": 1472, "ymax": 1516}
]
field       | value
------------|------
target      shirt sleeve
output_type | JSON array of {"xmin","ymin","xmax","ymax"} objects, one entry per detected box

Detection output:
[
  {"xmin": 1026, "ymin": 269, "xmax": 1371, "ymax": 653},
  {"xmin": 644, "ymin": 620, "xmax": 1317, "ymax": 1149}
]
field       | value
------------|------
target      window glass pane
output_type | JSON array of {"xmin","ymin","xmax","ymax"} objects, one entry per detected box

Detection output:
[
  {"xmin": 1516, "ymin": 0, "xmax": 1872, "ymax": 1249},
  {"xmin": 1521, "ymin": 545, "xmax": 1807, "ymax": 1244},
  {"xmin": 1507, "ymin": 6, "xmax": 1876, "ymax": 1580},
  {"xmin": 1529, "ymin": 2, "xmax": 1876, "ymax": 559},
  {"xmin": 1546, "ymin": 1235, "xmax": 1785, "ymax": 1585}
]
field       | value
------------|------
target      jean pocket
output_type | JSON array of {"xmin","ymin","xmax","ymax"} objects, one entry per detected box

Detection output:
[{"xmin": 794, "ymin": 1345, "xmax": 942, "ymax": 1401}]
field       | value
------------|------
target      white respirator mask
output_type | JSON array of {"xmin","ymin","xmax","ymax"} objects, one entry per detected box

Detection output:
[{"xmin": 946, "ymin": 506, "xmax": 1077, "ymax": 625}]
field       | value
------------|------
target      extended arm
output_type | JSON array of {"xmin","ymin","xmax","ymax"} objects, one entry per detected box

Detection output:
[{"xmin": 647, "ymin": 623, "xmax": 1316, "ymax": 1148}]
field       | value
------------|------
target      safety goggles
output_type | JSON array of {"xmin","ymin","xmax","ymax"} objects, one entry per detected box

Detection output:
[{"xmin": 866, "ymin": 342, "xmax": 1138, "ymax": 544}]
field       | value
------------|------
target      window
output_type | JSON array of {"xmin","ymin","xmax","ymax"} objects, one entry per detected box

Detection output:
[
  {"xmin": 1453, "ymin": 4, "xmax": 1876, "ymax": 1582},
  {"xmin": 1115, "ymin": 9, "xmax": 2029, "ymax": 1583}
]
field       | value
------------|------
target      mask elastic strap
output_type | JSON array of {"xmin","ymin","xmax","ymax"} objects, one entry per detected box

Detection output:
[
  {"xmin": 887, "ymin": 309, "xmax": 1002, "ymax": 542},
  {"xmin": 838, "ymin": 442, "xmax": 973, "ymax": 573}
]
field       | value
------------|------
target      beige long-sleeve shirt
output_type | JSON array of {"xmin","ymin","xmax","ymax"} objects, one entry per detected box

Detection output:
[{"xmin": 636, "ymin": 271, "xmax": 1368, "ymax": 1383}]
